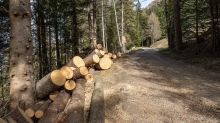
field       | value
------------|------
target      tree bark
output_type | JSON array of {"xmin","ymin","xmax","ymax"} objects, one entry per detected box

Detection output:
[
  {"xmin": 95, "ymin": 57, "xmax": 112, "ymax": 70},
  {"xmin": 63, "ymin": 79, "xmax": 86, "ymax": 123},
  {"xmin": 9, "ymin": 0, "xmax": 35, "ymax": 110},
  {"xmin": 35, "ymin": 99, "xmax": 52, "ymax": 119},
  {"xmin": 4, "ymin": 107, "xmax": 34, "ymax": 123},
  {"xmin": 209, "ymin": 0, "xmax": 216, "ymax": 53},
  {"xmin": 83, "ymin": 54, "xmax": 99, "ymax": 67},
  {"xmin": 36, "ymin": 70, "xmax": 66, "ymax": 99},
  {"xmin": 38, "ymin": 90, "xmax": 71, "ymax": 123},
  {"xmin": 65, "ymin": 56, "xmax": 85, "ymax": 68},
  {"xmin": 173, "ymin": 0, "xmax": 183, "ymax": 52},
  {"xmin": 88, "ymin": 76, "xmax": 104, "ymax": 123}
]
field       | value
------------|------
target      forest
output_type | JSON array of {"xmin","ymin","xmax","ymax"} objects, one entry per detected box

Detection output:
[{"xmin": 0, "ymin": 0, "xmax": 220, "ymax": 122}]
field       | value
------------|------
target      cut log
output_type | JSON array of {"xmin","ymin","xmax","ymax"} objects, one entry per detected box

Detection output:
[
  {"xmin": 0, "ymin": 118, "xmax": 7, "ymax": 123},
  {"xmin": 96, "ymin": 44, "xmax": 102, "ymax": 50},
  {"xmin": 63, "ymin": 79, "xmax": 86, "ymax": 123},
  {"xmin": 24, "ymin": 101, "xmax": 44, "ymax": 118},
  {"xmin": 108, "ymin": 53, "xmax": 113, "ymax": 58},
  {"xmin": 73, "ymin": 66, "xmax": 88, "ymax": 79},
  {"xmin": 85, "ymin": 74, "xmax": 93, "ymax": 82},
  {"xmin": 60, "ymin": 66, "xmax": 73, "ymax": 79},
  {"xmin": 90, "ymin": 49, "xmax": 104, "ymax": 57},
  {"xmin": 65, "ymin": 56, "xmax": 85, "ymax": 68},
  {"xmin": 95, "ymin": 57, "xmax": 112, "ymax": 70},
  {"xmin": 102, "ymin": 47, "xmax": 108, "ymax": 53},
  {"xmin": 35, "ymin": 99, "xmax": 52, "ymax": 119},
  {"xmin": 36, "ymin": 70, "xmax": 66, "ymax": 99},
  {"xmin": 49, "ymin": 91, "xmax": 59, "ymax": 101},
  {"xmin": 116, "ymin": 52, "xmax": 121, "ymax": 57},
  {"xmin": 38, "ymin": 90, "xmax": 70, "ymax": 123},
  {"xmin": 111, "ymin": 54, "xmax": 117, "ymax": 59},
  {"xmin": 5, "ymin": 107, "xmax": 34, "ymax": 123},
  {"xmin": 83, "ymin": 54, "xmax": 99, "ymax": 67},
  {"xmin": 88, "ymin": 76, "xmax": 105, "ymax": 123},
  {"xmin": 103, "ymin": 54, "xmax": 110, "ymax": 58},
  {"xmin": 64, "ymin": 80, "xmax": 76, "ymax": 91}
]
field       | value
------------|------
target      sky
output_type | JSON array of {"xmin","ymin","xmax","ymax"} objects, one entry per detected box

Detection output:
[{"xmin": 140, "ymin": 0, "xmax": 154, "ymax": 8}]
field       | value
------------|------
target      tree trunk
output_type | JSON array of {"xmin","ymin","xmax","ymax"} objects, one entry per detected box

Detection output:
[
  {"xmin": 40, "ymin": 6, "xmax": 49, "ymax": 76},
  {"xmin": 93, "ymin": 0, "xmax": 97, "ymax": 48},
  {"xmin": 112, "ymin": 0, "xmax": 122, "ymax": 52},
  {"xmin": 54, "ymin": 8, "xmax": 61, "ymax": 68},
  {"xmin": 65, "ymin": 56, "xmax": 85, "ymax": 68},
  {"xmin": 195, "ymin": 0, "xmax": 199, "ymax": 45},
  {"xmin": 209, "ymin": 0, "xmax": 216, "ymax": 53},
  {"xmin": 25, "ymin": 101, "xmax": 45, "ymax": 118},
  {"xmin": 102, "ymin": 0, "xmax": 105, "ymax": 47},
  {"xmin": 38, "ymin": 90, "xmax": 71, "ymax": 123},
  {"xmin": 173, "ymin": 0, "xmax": 183, "ymax": 52},
  {"xmin": 63, "ymin": 79, "xmax": 86, "ymax": 123},
  {"xmin": 73, "ymin": 1, "xmax": 79, "ymax": 54},
  {"xmin": 9, "ymin": 0, "xmax": 35, "ymax": 110}
]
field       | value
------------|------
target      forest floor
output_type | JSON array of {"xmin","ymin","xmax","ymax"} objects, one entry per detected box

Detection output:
[{"xmin": 94, "ymin": 42, "xmax": 220, "ymax": 122}]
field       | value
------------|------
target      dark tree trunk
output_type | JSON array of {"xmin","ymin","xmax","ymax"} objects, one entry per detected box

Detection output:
[
  {"xmin": 9, "ymin": 0, "xmax": 35, "ymax": 110},
  {"xmin": 209, "ymin": 0, "xmax": 216, "ymax": 53},
  {"xmin": 54, "ymin": 9, "xmax": 61, "ymax": 68},
  {"xmin": 93, "ymin": 0, "xmax": 97, "ymax": 48},
  {"xmin": 173, "ymin": 0, "xmax": 183, "ymax": 52},
  {"xmin": 196, "ymin": 0, "xmax": 199, "ymax": 44},
  {"xmin": 40, "ymin": 7, "xmax": 49, "ymax": 76},
  {"xmin": 37, "ymin": 13, "xmax": 42, "ymax": 79},
  {"xmin": 73, "ymin": 1, "xmax": 79, "ymax": 54}
]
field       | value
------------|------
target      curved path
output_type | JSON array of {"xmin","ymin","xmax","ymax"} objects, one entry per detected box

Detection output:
[{"xmin": 96, "ymin": 47, "xmax": 220, "ymax": 123}]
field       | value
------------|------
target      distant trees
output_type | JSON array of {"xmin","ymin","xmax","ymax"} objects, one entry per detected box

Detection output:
[{"xmin": 147, "ymin": 12, "xmax": 162, "ymax": 44}]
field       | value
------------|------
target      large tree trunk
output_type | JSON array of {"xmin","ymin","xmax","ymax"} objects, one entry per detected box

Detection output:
[
  {"xmin": 63, "ymin": 79, "xmax": 86, "ymax": 123},
  {"xmin": 9, "ymin": 0, "xmax": 35, "ymax": 110},
  {"xmin": 173, "ymin": 0, "xmax": 183, "ymax": 52}
]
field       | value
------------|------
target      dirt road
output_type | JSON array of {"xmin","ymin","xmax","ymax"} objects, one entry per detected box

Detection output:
[{"xmin": 96, "ymin": 47, "xmax": 220, "ymax": 123}]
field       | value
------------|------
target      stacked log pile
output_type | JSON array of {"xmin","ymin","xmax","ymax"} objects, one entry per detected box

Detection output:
[{"xmin": 1, "ymin": 44, "xmax": 122, "ymax": 123}]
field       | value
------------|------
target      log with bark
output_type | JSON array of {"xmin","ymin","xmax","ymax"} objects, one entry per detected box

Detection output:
[
  {"xmin": 60, "ymin": 66, "xmax": 74, "ymax": 79},
  {"xmin": 88, "ymin": 76, "xmax": 105, "ymax": 123},
  {"xmin": 38, "ymin": 90, "xmax": 70, "ymax": 123},
  {"xmin": 34, "ymin": 99, "xmax": 52, "ymax": 119},
  {"xmin": 49, "ymin": 91, "xmax": 59, "ymax": 101},
  {"xmin": 73, "ymin": 66, "xmax": 88, "ymax": 79},
  {"xmin": 0, "ymin": 118, "xmax": 7, "ymax": 123},
  {"xmin": 24, "ymin": 101, "xmax": 44, "ymax": 118},
  {"xmin": 116, "ymin": 52, "xmax": 121, "ymax": 57},
  {"xmin": 4, "ymin": 106, "xmax": 34, "ymax": 123},
  {"xmin": 111, "ymin": 54, "xmax": 117, "ymax": 59},
  {"xmin": 96, "ymin": 44, "xmax": 102, "ymax": 50},
  {"xmin": 36, "ymin": 70, "xmax": 66, "ymax": 99},
  {"xmin": 90, "ymin": 49, "xmax": 105, "ymax": 58},
  {"xmin": 83, "ymin": 54, "xmax": 99, "ymax": 67},
  {"xmin": 64, "ymin": 80, "xmax": 76, "ymax": 91},
  {"xmin": 95, "ymin": 57, "xmax": 112, "ymax": 70},
  {"xmin": 62, "ymin": 79, "xmax": 86, "ymax": 123},
  {"xmin": 85, "ymin": 74, "xmax": 93, "ymax": 82},
  {"xmin": 66, "ymin": 56, "xmax": 85, "ymax": 68}
]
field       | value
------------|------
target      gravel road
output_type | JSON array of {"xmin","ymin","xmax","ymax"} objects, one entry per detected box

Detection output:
[{"xmin": 96, "ymin": 47, "xmax": 220, "ymax": 123}]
